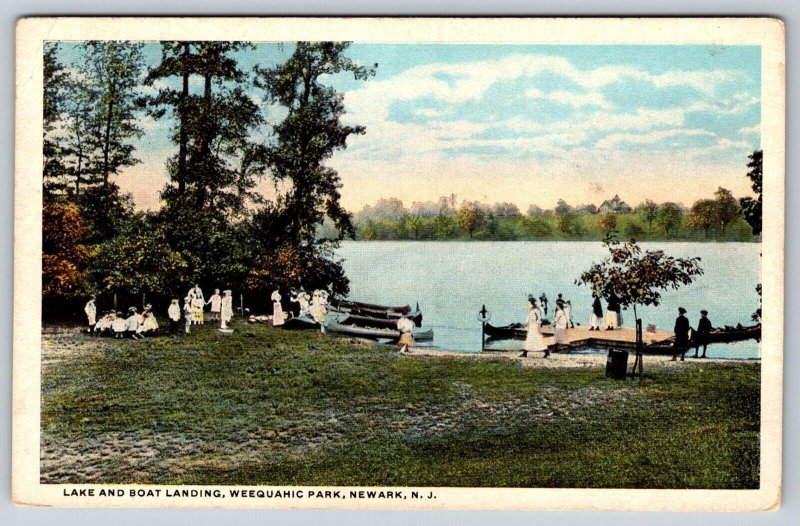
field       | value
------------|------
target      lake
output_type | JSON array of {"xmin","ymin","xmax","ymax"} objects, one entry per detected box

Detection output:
[{"xmin": 336, "ymin": 241, "xmax": 762, "ymax": 359}]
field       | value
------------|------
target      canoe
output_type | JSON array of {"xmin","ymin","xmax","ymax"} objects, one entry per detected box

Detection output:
[
  {"xmin": 346, "ymin": 306, "xmax": 423, "ymax": 324},
  {"xmin": 333, "ymin": 299, "xmax": 412, "ymax": 315},
  {"xmin": 334, "ymin": 313, "xmax": 423, "ymax": 330},
  {"xmin": 281, "ymin": 316, "xmax": 320, "ymax": 331},
  {"xmin": 331, "ymin": 309, "xmax": 422, "ymax": 326},
  {"xmin": 483, "ymin": 322, "xmax": 527, "ymax": 340},
  {"xmin": 483, "ymin": 320, "xmax": 552, "ymax": 341},
  {"xmin": 646, "ymin": 324, "xmax": 761, "ymax": 353},
  {"xmin": 325, "ymin": 321, "xmax": 434, "ymax": 342},
  {"xmin": 704, "ymin": 324, "xmax": 761, "ymax": 344}
]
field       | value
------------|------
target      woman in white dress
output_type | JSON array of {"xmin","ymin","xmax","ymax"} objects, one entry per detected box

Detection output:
[
  {"xmin": 553, "ymin": 301, "xmax": 569, "ymax": 350},
  {"xmin": 220, "ymin": 290, "xmax": 234, "ymax": 329},
  {"xmin": 521, "ymin": 297, "xmax": 548, "ymax": 358},
  {"xmin": 309, "ymin": 290, "xmax": 329, "ymax": 332},
  {"xmin": 271, "ymin": 289, "xmax": 285, "ymax": 326},
  {"xmin": 84, "ymin": 297, "xmax": 97, "ymax": 333}
]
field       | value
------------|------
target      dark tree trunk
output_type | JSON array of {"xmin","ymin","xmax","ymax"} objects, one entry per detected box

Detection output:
[
  {"xmin": 177, "ymin": 43, "xmax": 190, "ymax": 194},
  {"xmin": 102, "ymin": 84, "xmax": 115, "ymax": 187}
]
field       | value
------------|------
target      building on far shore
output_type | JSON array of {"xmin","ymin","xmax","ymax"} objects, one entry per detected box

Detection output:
[{"xmin": 598, "ymin": 195, "xmax": 632, "ymax": 214}]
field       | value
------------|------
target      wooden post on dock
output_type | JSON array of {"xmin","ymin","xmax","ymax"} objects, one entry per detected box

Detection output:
[{"xmin": 478, "ymin": 305, "xmax": 490, "ymax": 353}]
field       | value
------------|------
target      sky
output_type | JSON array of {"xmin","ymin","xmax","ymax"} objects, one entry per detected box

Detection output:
[{"xmin": 57, "ymin": 42, "xmax": 761, "ymax": 212}]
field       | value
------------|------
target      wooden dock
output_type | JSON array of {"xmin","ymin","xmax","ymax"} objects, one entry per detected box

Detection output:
[{"xmin": 485, "ymin": 326, "xmax": 674, "ymax": 353}]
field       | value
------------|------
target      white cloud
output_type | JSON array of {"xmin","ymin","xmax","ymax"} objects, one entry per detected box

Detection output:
[
  {"xmin": 596, "ymin": 128, "xmax": 715, "ymax": 149},
  {"xmin": 739, "ymin": 124, "xmax": 760, "ymax": 135},
  {"xmin": 525, "ymin": 88, "xmax": 610, "ymax": 109}
]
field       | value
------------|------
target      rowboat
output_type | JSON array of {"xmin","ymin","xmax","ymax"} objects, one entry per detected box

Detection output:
[
  {"xmin": 333, "ymin": 299, "xmax": 412, "ymax": 315},
  {"xmin": 483, "ymin": 322, "xmax": 527, "ymax": 340},
  {"xmin": 281, "ymin": 315, "xmax": 320, "ymax": 331},
  {"xmin": 333, "ymin": 314, "xmax": 423, "ymax": 331},
  {"xmin": 483, "ymin": 320, "xmax": 552, "ymax": 341},
  {"xmin": 645, "ymin": 324, "xmax": 761, "ymax": 353},
  {"xmin": 704, "ymin": 324, "xmax": 761, "ymax": 344},
  {"xmin": 345, "ymin": 306, "xmax": 423, "ymax": 324},
  {"xmin": 325, "ymin": 321, "xmax": 434, "ymax": 342}
]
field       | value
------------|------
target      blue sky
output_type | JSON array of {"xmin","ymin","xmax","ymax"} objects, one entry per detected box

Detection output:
[{"xmin": 56, "ymin": 42, "xmax": 761, "ymax": 211}]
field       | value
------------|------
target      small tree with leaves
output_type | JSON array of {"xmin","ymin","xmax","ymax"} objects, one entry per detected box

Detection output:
[
  {"xmin": 597, "ymin": 212, "xmax": 617, "ymax": 234},
  {"xmin": 576, "ymin": 236, "xmax": 703, "ymax": 376},
  {"xmin": 655, "ymin": 202, "xmax": 682, "ymax": 236},
  {"xmin": 687, "ymin": 199, "xmax": 718, "ymax": 238},
  {"xmin": 636, "ymin": 199, "xmax": 659, "ymax": 231}
]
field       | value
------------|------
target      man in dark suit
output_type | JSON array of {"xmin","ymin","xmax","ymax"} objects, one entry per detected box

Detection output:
[
  {"xmin": 671, "ymin": 307, "xmax": 691, "ymax": 361},
  {"xmin": 693, "ymin": 310, "xmax": 713, "ymax": 358}
]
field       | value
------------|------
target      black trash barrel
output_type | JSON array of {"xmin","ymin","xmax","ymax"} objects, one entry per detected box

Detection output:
[{"xmin": 605, "ymin": 349, "xmax": 629, "ymax": 380}]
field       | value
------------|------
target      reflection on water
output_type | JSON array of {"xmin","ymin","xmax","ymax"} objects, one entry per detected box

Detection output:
[{"xmin": 336, "ymin": 241, "xmax": 761, "ymax": 359}]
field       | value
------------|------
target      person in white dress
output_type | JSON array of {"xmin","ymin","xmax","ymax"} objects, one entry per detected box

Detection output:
[
  {"xmin": 139, "ymin": 304, "xmax": 159, "ymax": 335},
  {"xmin": 309, "ymin": 290, "xmax": 328, "ymax": 332},
  {"xmin": 565, "ymin": 300, "xmax": 574, "ymax": 328},
  {"xmin": 291, "ymin": 288, "xmax": 311, "ymax": 317},
  {"xmin": 94, "ymin": 311, "xmax": 114, "ymax": 336},
  {"xmin": 271, "ymin": 290, "xmax": 285, "ymax": 326},
  {"xmin": 553, "ymin": 301, "xmax": 569, "ymax": 350},
  {"xmin": 183, "ymin": 297, "xmax": 192, "ymax": 334},
  {"xmin": 521, "ymin": 296, "xmax": 548, "ymax": 358},
  {"xmin": 84, "ymin": 296, "xmax": 97, "ymax": 333},
  {"xmin": 206, "ymin": 289, "xmax": 222, "ymax": 321},
  {"xmin": 112, "ymin": 311, "xmax": 127, "ymax": 339},
  {"xmin": 167, "ymin": 299, "xmax": 181, "ymax": 336},
  {"xmin": 220, "ymin": 290, "xmax": 234, "ymax": 329},
  {"xmin": 189, "ymin": 284, "xmax": 205, "ymax": 324},
  {"xmin": 397, "ymin": 314, "xmax": 415, "ymax": 354}
]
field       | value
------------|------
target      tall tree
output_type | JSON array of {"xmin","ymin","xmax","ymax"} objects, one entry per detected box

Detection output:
[
  {"xmin": 255, "ymin": 42, "xmax": 377, "ymax": 246},
  {"xmin": 145, "ymin": 42, "xmax": 264, "ymax": 214},
  {"xmin": 43, "ymin": 43, "xmax": 71, "ymax": 198},
  {"xmin": 143, "ymin": 42, "xmax": 200, "ymax": 194},
  {"xmin": 714, "ymin": 187, "xmax": 740, "ymax": 235},
  {"xmin": 80, "ymin": 42, "xmax": 146, "ymax": 187},
  {"xmin": 60, "ymin": 71, "xmax": 102, "ymax": 196},
  {"xmin": 740, "ymin": 150, "xmax": 762, "ymax": 236}
]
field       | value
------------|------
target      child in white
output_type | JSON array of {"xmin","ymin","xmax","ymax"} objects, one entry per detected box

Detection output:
[
  {"xmin": 112, "ymin": 311, "xmax": 127, "ymax": 339},
  {"xmin": 271, "ymin": 290, "xmax": 285, "ymax": 326},
  {"xmin": 183, "ymin": 297, "xmax": 193, "ymax": 334},
  {"xmin": 84, "ymin": 297, "xmax": 97, "ymax": 333},
  {"xmin": 220, "ymin": 290, "xmax": 234, "ymax": 329},
  {"xmin": 167, "ymin": 299, "xmax": 181, "ymax": 336},
  {"xmin": 206, "ymin": 289, "xmax": 222, "ymax": 321}
]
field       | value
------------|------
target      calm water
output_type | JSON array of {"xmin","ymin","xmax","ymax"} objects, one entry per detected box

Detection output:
[{"xmin": 336, "ymin": 241, "xmax": 762, "ymax": 359}]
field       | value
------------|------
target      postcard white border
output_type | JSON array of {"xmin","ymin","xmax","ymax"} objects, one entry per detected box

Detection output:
[{"xmin": 13, "ymin": 16, "xmax": 785, "ymax": 511}]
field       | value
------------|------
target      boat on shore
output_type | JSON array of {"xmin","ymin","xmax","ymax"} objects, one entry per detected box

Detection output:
[
  {"xmin": 333, "ymin": 299, "xmax": 412, "ymax": 315},
  {"xmin": 281, "ymin": 316, "xmax": 320, "ymax": 331},
  {"xmin": 343, "ymin": 305, "xmax": 423, "ymax": 323},
  {"xmin": 333, "ymin": 313, "xmax": 423, "ymax": 330},
  {"xmin": 483, "ymin": 320, "xmax": 552, "ymax": 341},
  {"xmin": 325, "ymin": 321, "xmax": 434, "ymax": 342},
  {"xmin": 645, "ymin": 324, "xmax": 761, "ymax": 353}
]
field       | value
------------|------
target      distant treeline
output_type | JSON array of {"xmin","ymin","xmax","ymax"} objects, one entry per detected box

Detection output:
[{"xmin": 344, "ymin": 185, "xmax": 761, "ymax": 242}]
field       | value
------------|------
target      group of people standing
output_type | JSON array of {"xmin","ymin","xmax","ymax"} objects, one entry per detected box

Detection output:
[
  {"xmin": 589, "ymin": 294, "xmax": 622, "ymax": 331},
  {"xmin": 672, "ymin": 307, "xmax": 713, "ymax": 361},
  {"xmin": 521, "ymin": 293, "xmax": 575, "ymax": 358},
  {"xmin": 288, "ymin": 288, "xmax": 330, "ymax": 331},
  {"xmin": 83, "ymin": 284, "xmax": 235, "ymax": 338}
]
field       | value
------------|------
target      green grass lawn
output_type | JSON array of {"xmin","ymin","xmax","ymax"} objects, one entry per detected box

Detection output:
[{"xmin": 41, "ymin": 321, "xmax": 760, "ymax": 488}]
